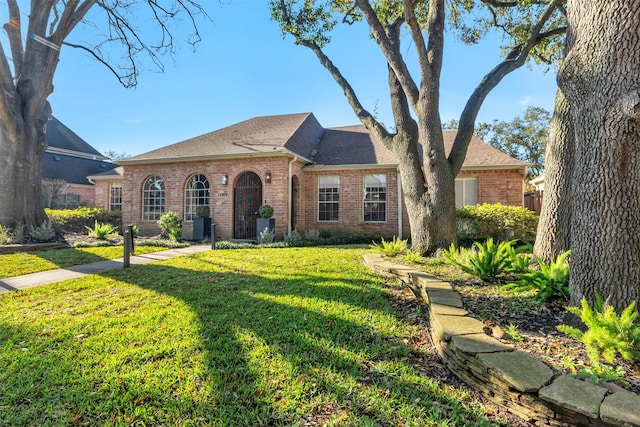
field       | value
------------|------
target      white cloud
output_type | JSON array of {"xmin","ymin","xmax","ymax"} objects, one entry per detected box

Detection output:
[{"xmin": 518, "ymin": 96, "xmax": 533, "ymax": 106}]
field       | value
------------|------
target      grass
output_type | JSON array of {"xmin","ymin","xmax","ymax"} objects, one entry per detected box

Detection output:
[
  {"xmin": 0, "ymin": 247, "xmax": 506, "ymax": 426},
  {"xmin": 0, "ymin": 245, "xmax": 169, "ymax": 278}
]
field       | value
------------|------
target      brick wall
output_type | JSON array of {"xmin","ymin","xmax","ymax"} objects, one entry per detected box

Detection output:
[
  {"xmin": 122, "ymin": 157, "xmax": 297, "ymax": 239},
  {"xmin": 118, "ymin": 157, "xmax": 525, "ymax": 241},
  {"xmin": 302, "ymin": 168, "xmax": 401, "ymax": 239},
  {"xmin": 458, "ymin": 169, "xmax": 525, "ymax": 206},
  {"xmin": 64, "ymin": 184, "xmax": 96, "ymax": 207}
]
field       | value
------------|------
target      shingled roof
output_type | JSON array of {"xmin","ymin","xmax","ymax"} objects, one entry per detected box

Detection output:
[
  {"xmin": 120, "ymin": 113, "xmax": 527, "ymax": 169},
  {"xmin": 46, "ymin": 117, "xmax": 107, "ymax": 160},
  {"xmin": 121, "ymin": 113, "xmax": 324, "ymax": 164},
  {"xmin": 42, "ymin": 116, "xmax": 118, "ymax": 185}
]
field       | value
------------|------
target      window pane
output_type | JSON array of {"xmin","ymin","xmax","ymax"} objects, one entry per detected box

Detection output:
[
  {"xmin": 318, "ymin": 176, "xmax": 339, "ymax": 221},
  {"xmin": 364, "ymin": 174, "xmax": 386, "ymax": 222},
  {"xmin": 455, "ymin": 178, "xmax": 478, "ymax": 207},
  {"xmin": 143, "ymin": 175, "xmax": 165, "ymax": 220},
  {"xmin": 184, "ymin": 174, "xmax": 210, "ymax": 221},
  {"xmin": 110, "ymin": 184, "xmax": 122, "ymax": 211}
]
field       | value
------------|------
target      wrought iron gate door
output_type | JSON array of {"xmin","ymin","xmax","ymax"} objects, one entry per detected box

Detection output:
[{"xmin": 233, "ymin": 172, "xmax": 262, "ymax": 239}]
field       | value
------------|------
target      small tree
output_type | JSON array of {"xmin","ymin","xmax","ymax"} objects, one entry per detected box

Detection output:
[{"xmin": 40, "ymin": 178, "xmax": 68, "ymax": 209}]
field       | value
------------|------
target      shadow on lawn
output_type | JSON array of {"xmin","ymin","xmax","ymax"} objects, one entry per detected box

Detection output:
[{"xmin": 0, "ymin": 249, "xmax": 500, "ymax": 426}]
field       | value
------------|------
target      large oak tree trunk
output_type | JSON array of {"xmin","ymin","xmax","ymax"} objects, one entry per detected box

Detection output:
[
  {"xmin": 559, "ymin": 0, "xmax": 640, "ymax": 311},
  {"xmin": 0, "ymin": 117, "xmax": 48, "ymax": 229},
  {"xmin": 533, "ymin": 89, "xmax": 574, "ymax": 263}
]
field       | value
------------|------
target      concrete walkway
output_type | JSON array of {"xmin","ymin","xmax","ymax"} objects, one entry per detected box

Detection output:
[{"xmin": 0, "ymin": 245, "xmax": 212, "ymax": 294}]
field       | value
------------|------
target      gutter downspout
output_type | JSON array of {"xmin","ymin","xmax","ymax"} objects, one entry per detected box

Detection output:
[
  {"xmin": 288, "ymin": 156, "xmax": 297, "ymax": 234},
  {"xmin": 397, "ymin": 166, "xmax": 403, "ymax": 238}
]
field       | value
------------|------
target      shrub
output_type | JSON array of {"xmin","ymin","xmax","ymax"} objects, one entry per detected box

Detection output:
[
  {"xmin": 46, "ymin": 207, "xmax": 121, "ymax": 233},
  {"xmin": 456, "ymin": 203, "xmax": 539, "ymax": 244},
  {"xmin": 442, "ymin": 238, "xmax": 526, "ymax": 281},
  {"xmin": 86, "ymin": 221, "xmax": 117, "ymax": 240},
  {"xmin": 259, "ymin": 227, "xmax": 275, "ymax": 244},
  {"xmin": 0, "ymin": 225, "xmax": 9, "ymax": 244},
  {"xmin": 503, "ymin": 250, "xmax": 570, "ymax": 302},
  {"xmin": 196, "ymin": 206, "xmax": 210, "ymax": 218},
  {"xmin": 406, "ymin": 248, "xmax": 422, "ymax": 263},
  {"xmin": 30, "ymin": 220, "xmax": 56, "ymax": 242},
  {"xmin": 558, "ymin": 292, "xmax": 640, "ymax": 367},
  {"xmin": 284, "ymin": 230, "xmax": 302, "ymax": 243},
  {"xmin": 258, "ymin": 204, "xmax": 274, "ymax": 218},
  {"xmin": 157, "ymin": 211, "xmax": 182, "ymax": 241},
  {"xmin": 74, "ymin": 240, "xmax": 118, "ymax": 248},
  {"xmin": 371, "ymin": 237, "xmax": 408, "ymax": 256},
  {"xmin": 9, "ymin": 223, "xmax": 26, "ymax": 244},
  {"xmin": 136, "ymin": 239, "xmax": 189, "ymax": 248},
  {"xmin": 305, "ymin": 229, "xmax": 320, "ymax": 240},
  {"xmin": 319, "ymin": 229, "xmax": 332, "ymax": 239}
]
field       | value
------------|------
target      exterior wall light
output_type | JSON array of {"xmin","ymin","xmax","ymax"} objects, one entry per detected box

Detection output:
[
  {"xmin": 222, "ymin": 173, "xmax": 228, "ymax": 186},
  {"xmin": 265, "ymin": 171, "xmax": 272, "ymax": 184}
]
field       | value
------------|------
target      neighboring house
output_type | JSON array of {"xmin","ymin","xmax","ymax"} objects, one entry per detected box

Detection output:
[
  {"xmin": 43, "ymin": 117, "xmax": 118, "ymax": 208},
  {"xmin": 524, "ymin": 175, "xmax": 545, "ymax": 214},
  {"xmin": 106, "ymin": 113, "xmax": 527, "ymax": 240}
]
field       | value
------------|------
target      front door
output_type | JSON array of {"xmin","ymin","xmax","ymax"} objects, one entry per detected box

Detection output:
[{"xmin": 234, "ymin": 172, "xmax": 262, "ymax": 239}]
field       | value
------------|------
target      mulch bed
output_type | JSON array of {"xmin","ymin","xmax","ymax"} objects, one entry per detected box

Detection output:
[
  {"xmin": 387, "ymin": 277, "xmax": 640, "ymax": 426},
  {"xmin": 450, "ymin": 279, "xmax": 640, "ymax": 395}
]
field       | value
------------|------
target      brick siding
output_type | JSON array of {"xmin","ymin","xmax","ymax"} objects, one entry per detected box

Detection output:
[{"xmin": 116, "ymin": 157, "xmax": 525, "ymax": 240}]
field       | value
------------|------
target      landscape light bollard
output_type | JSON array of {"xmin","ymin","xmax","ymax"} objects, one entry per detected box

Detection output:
[
  {"xmin": 123, "ymin": 228, "xmax": 131, "ymax": 268},
  {"xmin": 127, "ymin": 224, "xmax": 135, "ymax": 255},
  {"xmin": 211, "ymin": 223, "xmax": 216, "ymax": 250}
]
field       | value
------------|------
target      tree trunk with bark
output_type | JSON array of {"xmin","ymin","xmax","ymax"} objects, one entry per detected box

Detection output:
[
  {"xmin": 558, "ymin": 0, "xmax": 640, "ymax": 311},
  {"xmin": 533, "ymin": 89, "xmax": 574, "ymax": 263},
  {"xmin": 0, "ymin": 116, "xmax": 48, "ymax": 229}
]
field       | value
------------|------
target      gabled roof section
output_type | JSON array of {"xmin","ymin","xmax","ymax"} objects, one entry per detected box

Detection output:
[
  {"xmin": 120, "ymin": 112, "xmax": 324, "ymax": 164},
  {"xmin": 311, "ymin": 126, "xmax": 528, "ymax": 168},
  {"xmin": 88, "ymin": 166, "xmax": 124, "ymax": 181},
  {"xmin": 42, "ymin": 152, "xmax": 118, "ymax": 185},
  {"xmin": 442, "ymin": 130, "xmax": 529, "ymax": 168},
  {"xmin": 118, "ymin": 113, "xmax": 527, "ymax": 169},
  {"xmin": 46, "ymin": 117, "xmax": 108, "ymax": 160},
  {"xmin": 312, "ymin": 125, "xmax": 397, "ymax": 166}
]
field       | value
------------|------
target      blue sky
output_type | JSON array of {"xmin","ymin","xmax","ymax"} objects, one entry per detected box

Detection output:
[{"xmin": 5, "ymin": 1, "xmax": 558, "ymax": 157}]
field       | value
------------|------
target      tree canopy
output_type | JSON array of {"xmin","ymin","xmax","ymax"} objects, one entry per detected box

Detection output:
[{"xmin": 270, "ymin": 0, "xmax": 565, "ymax": 254}]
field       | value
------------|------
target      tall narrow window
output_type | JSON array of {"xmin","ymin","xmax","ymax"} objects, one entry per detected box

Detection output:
[
  {"xmin": 364, "ymin": 174, "xmax": 386, "ymax": 222},
  {"xmin": 185, "ymin": 174, "xmax": 210, "ymax": 221},
  {"xmin": 455, "ymin": 178, "xmax": 478, "ymax": 207},
  {"xmin": 142, "ymin": 175, "xmax": 165, "ymax": 220},
  {"xmin": 110, "ymin": 183, "xmax": 122, "ymax": 211},
  {"xmin": 318, "ymin": 176, "xmax": 339, "ymax": 221}
]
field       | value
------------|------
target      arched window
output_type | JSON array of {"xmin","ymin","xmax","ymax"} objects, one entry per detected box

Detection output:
[
  {"xmin": 142, "ymin": 175, "xmax": 165, "ymax": 220},
  {"xmin": 185, "ymin": 174, "xmax": 210, "ymax": 221}
]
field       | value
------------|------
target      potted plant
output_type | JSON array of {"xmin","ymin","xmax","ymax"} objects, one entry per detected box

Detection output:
[
  {"xmin": 256, "ymin": 203, "xmax": 275, "ymax": 241},
  {"xmin": 192, "ymin": 205, "xmax": 212, "ymax": 241}
]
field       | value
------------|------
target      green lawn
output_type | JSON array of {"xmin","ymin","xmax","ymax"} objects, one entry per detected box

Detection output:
[
  {"xmin": 0, "ymin": 245, "xmax": 169, "ymax": 278},
  {"xmin": 0, "ymin": 247, "xmax": 505, "ymax": 426}
]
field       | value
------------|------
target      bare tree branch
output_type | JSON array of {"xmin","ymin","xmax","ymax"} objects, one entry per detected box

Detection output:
[
  {"xmin": 4, "ymin": 0, "xmax": 23, "ymax": 78},
  {"xmin": 62, "ymin": 41, "xmax": 135, "ymax": 87}
]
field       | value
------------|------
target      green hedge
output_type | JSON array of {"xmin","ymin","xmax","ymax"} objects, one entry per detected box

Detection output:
[
  {"xmin": 46, "ymin": 207, "xmax": 122, "ymax": 234},
  {"xmin": 456, "ymin": 203, "xmax": 538, "ymax": 244}
]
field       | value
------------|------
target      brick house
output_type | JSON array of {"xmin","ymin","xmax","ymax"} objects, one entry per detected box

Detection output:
[
  {"xmin": 43, "ymin": 117, "xmax": 118, "ymax": 208},
  {"xmin": 97, "ymin": 113, "xmax": 527, "ymax": 240}
]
